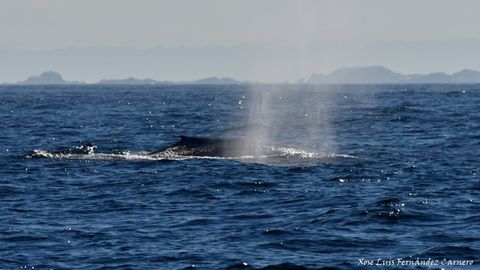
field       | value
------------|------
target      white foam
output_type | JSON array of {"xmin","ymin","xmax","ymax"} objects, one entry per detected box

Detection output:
[{"xmin": 29, "ymin": 148, "xmax": 357, "ymax": 165}]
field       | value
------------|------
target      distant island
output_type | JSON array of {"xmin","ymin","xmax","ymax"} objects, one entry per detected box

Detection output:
[
  {"xmin": 98, "ymin": 76, "xmax": 242, "ymax": 85},
  {"xmin": 307, "ymin": 66, "xmax": 480, "ymax": 84},
  {"xmin": 13, "ymin": 66, "xmax": 480, "ymax": 85},
  {"xmin": 19, "ymin": 71, "xmax": 83, "ymax": 85},
  {"xmin": 98, "ymin": 77, "xmax": 170, "ymax": 85},
  {"xmin": 16, "ymin": 71, "xmax": 243, "ymax": 85}
]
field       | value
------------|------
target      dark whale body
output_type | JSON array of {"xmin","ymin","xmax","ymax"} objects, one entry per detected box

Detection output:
[
  {"xmin": 29, "ymin": 136, "xmax": 262, "ymax": 159},
  {"xmin": 149, "ymin": 135, "xmax": 260, "ymax": 157}
]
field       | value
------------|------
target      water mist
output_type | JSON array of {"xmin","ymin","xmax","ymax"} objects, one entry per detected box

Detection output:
[
  {"xmin": 238, "ymin": 84, "xmax": 337, "ymax": 158},
  {"xmin": 236, "ymin": 1, "xmax": 338, "ymax": 158}
]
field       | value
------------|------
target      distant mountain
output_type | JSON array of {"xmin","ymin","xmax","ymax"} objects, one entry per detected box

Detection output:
[
  {"xmin": 99, "ymin": 77, "xmax": 171, "ymax": 85},
  {"xmin": 191, "ymin": 77, "xmax": 241, "ymax": 84},
  {"xmin": 451, "ymin": 69, "xmax": 480, "ymax": 83},
  {"xmin": 98, "ymin": 76, "xmax": 241, "ymax": 85},
  {"xmin": 19, "ymin": 71, "xmax": 81, "ymax": 85},
  {"xmin": 17, "ymin": 72, "xmax": 242, "ymax": 85},
  {"xmin": 309, "ymin": 66, "xmax": 402, "ymax": 84},
  {"xmin": 308, "ymin": 66, "xmax": 480, "ymax": 84},
  {"xmin": 16, "ymin": 67, "xmax": 480, "ymax": 85}
]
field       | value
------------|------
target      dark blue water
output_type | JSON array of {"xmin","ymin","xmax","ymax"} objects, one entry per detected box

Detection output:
[{"xmin": 1, "ymin": 84, "xmax": 479, "ymax": 270}]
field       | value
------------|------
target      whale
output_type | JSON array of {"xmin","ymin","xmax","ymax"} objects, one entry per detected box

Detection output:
[
  {"xmin": 28, "ymin": 136, "xmax": 341, "ymax": 164},
  {"xmin": 28, "ymin": 136, "xmax": 261, "ymax": 158}
]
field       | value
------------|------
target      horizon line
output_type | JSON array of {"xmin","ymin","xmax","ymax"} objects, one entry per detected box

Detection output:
[{"xmin": 4, "ymin": 65, "xmax": 480, "ymax": 85}]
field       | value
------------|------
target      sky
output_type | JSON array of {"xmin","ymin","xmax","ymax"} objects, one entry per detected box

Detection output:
[{"xmin": 1, "ymin": 0, "xmax": 480, "ymax": 82}]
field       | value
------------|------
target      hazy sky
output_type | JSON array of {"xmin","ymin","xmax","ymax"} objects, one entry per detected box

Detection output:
[{"xmin": 1, "ymin": 0, "xmax": 480, "ymax": 82}]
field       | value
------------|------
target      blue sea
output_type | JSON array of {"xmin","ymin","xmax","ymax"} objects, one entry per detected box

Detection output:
[{"xmin": 0, "ymin": 84, "xmax": 479, "ymax": 270}]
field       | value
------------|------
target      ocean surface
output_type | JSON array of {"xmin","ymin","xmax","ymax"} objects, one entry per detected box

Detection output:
[{"xmin": 0, "ymin": 84, "xmax": 479, "ymax": 270}]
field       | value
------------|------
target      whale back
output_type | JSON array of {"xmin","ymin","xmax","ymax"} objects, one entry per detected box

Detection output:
[{"xmin": 151, "ymin": 135, "xmax": 252, "ymax": 157}]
